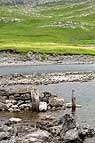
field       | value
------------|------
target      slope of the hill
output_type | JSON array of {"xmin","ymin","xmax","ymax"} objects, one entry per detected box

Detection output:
[
  {"xmin": 0, "ymin": 0, "xmax": 87, "ymax": 7},
  {"xmin": 0, "ymin": 0, "xmax": 95, "ymax": 54}
]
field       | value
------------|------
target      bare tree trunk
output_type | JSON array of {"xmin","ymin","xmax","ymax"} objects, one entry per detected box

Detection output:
[{"xmin": 31, "ymin": 88, "xmax": 40, "ymax": 112}]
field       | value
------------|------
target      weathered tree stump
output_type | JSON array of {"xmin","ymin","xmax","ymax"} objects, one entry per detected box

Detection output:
[
  {"xmin": 31, "ymin": 87, "xmax": 40, "ymax": 112},
  {"xmin": 71, "ymin": 90, "xmax": 76, "ymax": 113}
]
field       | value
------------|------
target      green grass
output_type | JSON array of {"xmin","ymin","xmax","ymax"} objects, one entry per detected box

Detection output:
[{"xmin": 0, "ymin": 0, "xmax": 95, "ymax": 55}]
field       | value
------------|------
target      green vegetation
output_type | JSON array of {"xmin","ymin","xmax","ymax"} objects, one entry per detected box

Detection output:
[{"xmin": 0, "ymin": 0, "xmax": 95, "ymax": 55}]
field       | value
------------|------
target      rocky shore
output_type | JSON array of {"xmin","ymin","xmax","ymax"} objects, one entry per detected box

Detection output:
[
  {"xmin": 1, "ymin": 52, "xmax": 95, "ymax": 66},
  {"xmin": 0, "ymin": 113, "xmax": 95, "ymax": 143},
  {"xmin": 0, "ymin": 72, "xmax": 95, "ymax": 87}
]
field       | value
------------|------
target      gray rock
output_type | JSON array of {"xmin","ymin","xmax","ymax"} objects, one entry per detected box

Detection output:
[
  {"xmin": 78, "ymin": 124, "xmax": 95, "ymax": 139},
  {"xmin": 0, "ymin": 102, "xmax": 8, "ymax": 111},
  {"xmin": 49, "ymin": 97, "xmax": 64, "ymax": 107},
  {"xmin": 61, "ymin": 114, "xmax": 77, "ymax": 134},
  {"xmin": 19, "ymin": 103, "xmax": 32, "ymax": 110},
  {"xmin": 0, "ymin": 132, "xmax": 10, "ymax": 141},
  {"xmin": 25, "ymin": 129, "xmax": 50, "ymax": 140},
  {"xmin": 16, "ymin": 129, "xmax": 50, "ymax": 143},
  {"xmin": 49, "ymin": 125, "xmax": 62, "ymax": 136},
  {"xmin": 6, "ymin": 103, "xmax": 13, "ymax": 108},
  {"xmin": 5, "ymin": 100, "xmax": 17, "ymax": 104},
  {"xmin": 64, "ymin": 128, "xmax": 79, "ymax": 141}
]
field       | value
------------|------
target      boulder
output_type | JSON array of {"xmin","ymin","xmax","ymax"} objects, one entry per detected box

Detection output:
[
  {"xmin": 39, "ymin": 102, "xmax": 47, "ymax": 112},
  {"xmin": 49, "ymin": 97, "xmax": 64, "ymax": 107},
  {"xmin": 64, "ymin": 128, "xmax": 79, "ymax": 141},
  {"xmin": 0, "ymin": 102, "xmax": 8, "ymax": 111},
  {"xmin": 61, "ymin": 114, "xmax": 77, "ymax": 134}
]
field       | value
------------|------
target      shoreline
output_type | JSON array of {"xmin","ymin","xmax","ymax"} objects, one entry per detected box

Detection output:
[
  {"xmin": 0, "ymin": 52, "xmax": 95, "ymax": 67},
  {"xmin": 0, "ymin": 71, "xmax": 95, "ymax": 88}
]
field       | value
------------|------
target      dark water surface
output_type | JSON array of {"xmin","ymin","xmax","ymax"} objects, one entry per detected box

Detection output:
[{"xmin": 1, "ymin": 64, "xmax": 95, "ymax": 74}]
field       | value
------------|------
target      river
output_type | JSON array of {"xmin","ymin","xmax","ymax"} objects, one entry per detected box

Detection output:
[{"xmin": 0, "ymin": 64, "xmax": 95, "ymax": 74}]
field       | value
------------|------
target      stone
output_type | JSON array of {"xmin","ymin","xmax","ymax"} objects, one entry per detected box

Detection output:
[
  {"xmin": 12, "ymin": 105, "xmax": 18, "ymax": 109},
  {"xmin": 0, "ymin": 102, "xmax": 8, "ymax": 111},
  {"xmin": 49, "ymin": 97, "xmax": 64, "ymax": 107},
  {"xmin": 16, "ymin": 129, "xmax": 50, "ymax": 143},
  {"xmin": 9, "ymin": 117, "xmax": 22, "ymax": 123},
  {"xmin": 0, "ymin": 132, "xmax": 10, "ymax": 141},
  {"xmin": 8, "ymin": 108, "xmax": 14, "ymax": 112},
  {"xmin": 78, "ymin": 124, "xmax": 95, "ymax": 139},
  {"xmin": 39, "ymin": 102, "xmax": 47, "ymax": 112},
  {"xmin": 5, "ymin": 100, "xmax": 17, "ymax": 104},
  {"xmin": 19, "ymin": 103, "xmax": 32, "ymax": 110},
  {"xmin": 26, "ymin": 129, "xmax": 50, "ymax": 140},
  {"xmin": 60, "ymin": 114, "xmax": 77, "ymax": 135},
  {"xmin": 6, "ymin": 103, "xmax": 13, "ymax": 108},
  {"xmin": 16, "ymin": 137, "xmax": 42, "ymax": 143},
  {"xmin": 64, "ymin": 128, "xmax": 79, "ymax": 141},
  {"xmin": 49, "ymin": 125, "xmax": 62, "ymax": 136}
]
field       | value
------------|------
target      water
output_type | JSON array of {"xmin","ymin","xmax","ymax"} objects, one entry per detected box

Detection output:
[
  {"xmin": 0, "ymin": 64, "xmax": 95, "ymax": 74},
  {"xmin": 1, "ymin": 80, "xmax": 95, "ymax": 142},
  {"xmin": 38, "ymin": 81, "xmax": 95, "ymax": 126},
  {"xmin": 0, "ymin": 64, "xmax": 95, "ymax": 142}
]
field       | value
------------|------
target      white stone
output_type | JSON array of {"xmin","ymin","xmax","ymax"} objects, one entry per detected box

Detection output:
[
  {"xmin": 9, "ymin": 117, "xmax": 22, "ymax": 123},
  {"xmin": 12, "ymin": 105, "xmax": 18, "ymax": 109},
  {"xmin": 39, "ymin": 102, "xmax": 47, "ymax": 111},
  {"xmin": 5, "ymin": 100, "xmax": 17, "ymax": 104}
]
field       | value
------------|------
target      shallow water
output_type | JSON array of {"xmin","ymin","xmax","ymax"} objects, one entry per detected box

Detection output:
[
  {"xmin": 0, "ymin": 81, "xmax": 95, "ymax": 142},
  {"xmin": 1, "ymin": 81, "xmax": 95, "ymax": 127},
  {"xmin": 1, "ymin": 64, "xmax": 95, "ymax": 74},
  {"xmin": 38, "ymin": 81, "xmax": 95, "ymax": 126}
]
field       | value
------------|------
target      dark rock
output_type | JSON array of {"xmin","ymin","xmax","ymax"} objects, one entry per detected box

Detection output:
[
  {"xmin": 0, "ymin": 131, "xmax": 10, "ymax": 141},
  {"xmin": 61, "ymin": 114, "xmax": 77, "ymax": 134}
]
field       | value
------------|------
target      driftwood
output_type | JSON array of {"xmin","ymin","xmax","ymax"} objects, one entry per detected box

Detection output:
[{"xmin": 31, "ymin": 88, "xmax": 40, "ymax": 112}]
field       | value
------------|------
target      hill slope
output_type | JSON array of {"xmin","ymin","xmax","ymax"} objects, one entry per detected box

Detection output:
[{"xmin": 0, "ymin": 0, "xmax": 95, "ymax": 54}]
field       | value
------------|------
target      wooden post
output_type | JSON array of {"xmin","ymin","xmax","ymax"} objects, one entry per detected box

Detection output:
[
  {"xmin": 31, "ymin": 88, "xmax": 40, "ymax": 112},
  {"xmin": 71, "ymin": 90, "xmax": 76, "ymax": 113}
]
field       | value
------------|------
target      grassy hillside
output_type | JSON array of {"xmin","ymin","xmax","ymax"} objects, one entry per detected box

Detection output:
[{"xmin": 0, "ymin": 0, "xmax": 95, "ymax": 55}]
